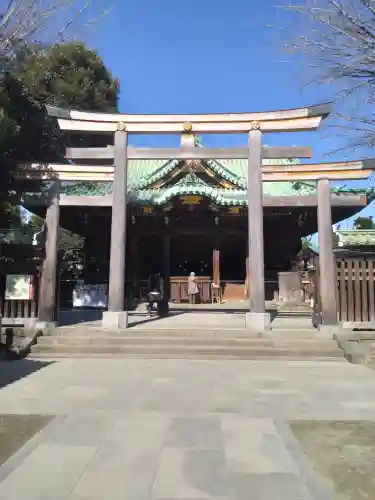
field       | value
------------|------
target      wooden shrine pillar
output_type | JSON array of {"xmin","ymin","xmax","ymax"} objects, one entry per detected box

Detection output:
[
  {"xmin": 212, "ymin": 245, "xmax": 221, "ymax": 303},
  {"xmin": 38, "ymin": 180, "xmax": 60, "ymax": 328},
  {"xmin": 245, "ymin": 256, "xmax": 249, "ymax": 299},
  {"xmin": 102, "ymin": 123, "xmax": 129, "ymax": 328},
  {"xmin": 246, "ymin": 124, "xmax": 270, "ymax": 330},
  {"xmin": 317, "ymin": 178, "xmax": 338, "ymax": 328},
  {"xmin": 129, "ymin": 236, "xmax": 139, "ymax": 296},
  {"xmin": 163, "ymin": 234, "xmax": 171, "ymax": 299},
  {"xmin": 212, "ymin": 248, "xmax": 220, "ymax": 285}
]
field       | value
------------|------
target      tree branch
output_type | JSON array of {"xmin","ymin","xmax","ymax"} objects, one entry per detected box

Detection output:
[{"xmin": 273, "ymin": 0, "xmax": 375, "ymax": 150}]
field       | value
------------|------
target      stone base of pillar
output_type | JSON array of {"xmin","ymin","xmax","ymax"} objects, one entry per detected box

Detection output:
[
  {"xmin": 318, "ymin": 324, "xmax": 339, "ymax": 337},
  {"xmin": 102, "ymin": 311, "xmax": 128, "ymax": 329},
  {"xmin": 35, "ymin": 321, "xmax": 57, "ymax": 336},
  {"xmin": 245, "ymin": 312, "xmax": 271, "ymax": 331}
]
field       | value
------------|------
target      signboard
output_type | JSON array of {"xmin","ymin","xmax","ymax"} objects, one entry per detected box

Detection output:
[
  {"xmin": 72, "ymin": 284, "xmax": 108, "ymax": 308},
  {"xmin": 5, "ymin": 275, "xmax": 34, "ymax": 300}
]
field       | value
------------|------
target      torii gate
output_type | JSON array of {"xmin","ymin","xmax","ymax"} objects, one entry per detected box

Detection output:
[{"xmin": 33, "ymin": 103, "xmax": 373, "ymax": 332}]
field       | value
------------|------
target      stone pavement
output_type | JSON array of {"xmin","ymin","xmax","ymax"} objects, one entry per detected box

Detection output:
[
  {"xmin": 57, "ymin": 301, "xmax": 313, "ymax": 331},
  {"xmin": 1, "ymin": 358, "xmax": 375, "ymax": 499}
]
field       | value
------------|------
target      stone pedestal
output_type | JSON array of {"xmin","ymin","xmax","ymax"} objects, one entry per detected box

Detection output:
[
  {"xmin": 278, "ymin": 271, "xmax": 302, "ymax": 303},
  {"xmin": 245, "ymin": 312, "xmax": 271, "ymax": 331},
  {"xmin": 318, "ymin": 324, "xmax": 340, "ymax": 337},
  {"xmin": 35, "ymin": 321, "xmax": 57, "ymax": 336},
  {"xmin": 102, "ymin": 311, "xmax": 128, "ymax": 329}
]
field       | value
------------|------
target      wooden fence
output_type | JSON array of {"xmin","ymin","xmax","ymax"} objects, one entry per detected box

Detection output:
[
  {"xmin": 336, "ymin": 257, "xmax": 375, "ymax": 323},
  {"xmin": 0, "ymin": 273, "xmax": 39, "ymax": 326},
  {"xmin": 0, "ymin": 298, "xmax": 38, "ymax": 325}
]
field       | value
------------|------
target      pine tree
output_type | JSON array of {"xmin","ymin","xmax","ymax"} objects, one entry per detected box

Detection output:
[{"xmin": 0, "ymin": 41, "xmax": 119, "ymax": 226}]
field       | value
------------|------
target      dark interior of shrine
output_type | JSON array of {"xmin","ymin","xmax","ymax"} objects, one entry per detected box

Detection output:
[
  {"xmin": 28, "ymin": 202, "xmax": 365, "ymax": 286},
  {"xmin": 136, "ymin": 234, "xmax": 247, "ymax": 281}
]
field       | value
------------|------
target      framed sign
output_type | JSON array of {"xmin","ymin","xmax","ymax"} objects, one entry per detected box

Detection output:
[
  {"xmin": 5, "ymin": 275, "xmax": 34, "ymax": 300},
  {"xmin": 73, "ymin": 284, "xmax": 108, "ymax": 308}
]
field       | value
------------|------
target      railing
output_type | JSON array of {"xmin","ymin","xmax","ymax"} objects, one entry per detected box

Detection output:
[{"xmin": 0, "ymin": 298, "xmax": 38, "ymax": 324}]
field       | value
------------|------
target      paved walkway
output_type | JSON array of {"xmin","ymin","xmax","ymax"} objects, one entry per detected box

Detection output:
[
  {"xmin": 1, "ymin": 358, "xmax": 375, "ymax": 499},
  {"xmin": 57, "ymin": 302, "xmax": 313, "ymax": 330}
]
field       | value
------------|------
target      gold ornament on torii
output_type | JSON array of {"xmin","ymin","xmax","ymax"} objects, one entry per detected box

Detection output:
[{"xmin": 117, "ymin": 122, "xmax": 126, "ymax": 131}]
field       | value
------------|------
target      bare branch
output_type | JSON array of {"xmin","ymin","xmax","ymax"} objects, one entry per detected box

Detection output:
[
  {"xmin": 273, "ymin": 0, "xmax": 375, "ymax": 150},
  {"xmin": 0, "ymin": 0, "xmax": 116, "ymax": 59}
]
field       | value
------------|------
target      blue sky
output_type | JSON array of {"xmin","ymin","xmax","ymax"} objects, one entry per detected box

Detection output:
[{"xmin": 80, "ymin": 0, "xmax": 374, "ymax": 227}]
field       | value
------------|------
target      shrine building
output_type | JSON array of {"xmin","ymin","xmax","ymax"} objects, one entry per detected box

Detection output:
[{"xmin": 23, "ymin": 103, "xmax": 375, "ymax": 330}]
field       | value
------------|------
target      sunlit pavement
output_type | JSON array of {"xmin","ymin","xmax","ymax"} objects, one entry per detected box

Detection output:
[{"xmin": 1, "ymin": 358, "xmax": 375, "ymax": 499}]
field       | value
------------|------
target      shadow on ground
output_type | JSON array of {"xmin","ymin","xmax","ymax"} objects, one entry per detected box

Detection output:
[
  {"xmin": 0, "ymin": 414, "xmax": 53, "ymax": 467},
  {"xmin": 0, "ymin": 360, "xmax": 54, "ymax": 390}
]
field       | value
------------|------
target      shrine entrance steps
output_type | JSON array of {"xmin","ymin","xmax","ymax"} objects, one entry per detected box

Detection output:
[{"xmin": 29, "ymin": 327, "xmax": 345, "ymax": 361}]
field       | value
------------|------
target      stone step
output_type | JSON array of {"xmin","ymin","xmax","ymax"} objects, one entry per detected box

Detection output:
[
  {"xmin": 52, "ymin": 327, "xmax": 321, "ymax": 339},
  {"xmin": 52, "ymin": 327, "xmax": 252, "ymax": 337},
  {"xmin": 29, "ymin": 352, "xmax": 347, "ymax": 361},
  {"xmin": 30, "ymin": 343, "xmax": 345, "ymax": 359},
  {"xmin": 36, "ymin": 335, "xmax": 340, "ymax": 350},
  {"xmin": 38, "ymin": 336, "xmax": 273, "ymax": 347}
]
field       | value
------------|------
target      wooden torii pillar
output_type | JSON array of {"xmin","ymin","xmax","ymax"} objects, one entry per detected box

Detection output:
[
  {"xmin": 102, "ymin": 123, "xmax": 129, "ymax": 328},
  {"xmin": 246, "ymin": 122, "xmax": 269, "ymax": 329},
  {"xmin": 36, "ymin": 180, "xmax": 60, "ymax": 331},
  {"xmin": 317, "ymin": 178, "xmax": 338, "ymax": 328}
]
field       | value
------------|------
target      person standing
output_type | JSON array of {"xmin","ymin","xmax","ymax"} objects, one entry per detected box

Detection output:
[
  {"xmin": 188, "ymin": 272, "xmax": 199, "ymax": 304},
  {"xmin": 147, "ymin": 272, "xmax": 162, "ymax": 316}
]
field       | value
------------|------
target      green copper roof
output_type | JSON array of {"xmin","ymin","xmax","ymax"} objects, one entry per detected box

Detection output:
[
  {"xmin": 127, "ymin": 159, "xmax": 168, "ymax": 188},
  {"xmin": 62, "ymin": 179, "xmax": 317, "ymax": 201},
  {"xmin": 335, "ymin": 229, "xmax": 375, "ymax": 247},
  {"xmin": 133, "ymin": 156, "xmax": 300, "ymax": 190},
  {"xmin": 60, "ymin": 150, "xmax": 375, "ymax": 207}
]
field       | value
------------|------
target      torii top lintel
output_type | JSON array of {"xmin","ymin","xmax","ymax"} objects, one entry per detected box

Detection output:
[{"xmin": 46, "ymin": 103, "xmax": 332, "ymax": 134}]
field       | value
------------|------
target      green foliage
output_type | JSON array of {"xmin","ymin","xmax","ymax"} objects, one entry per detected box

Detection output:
[
  {"xmin": 24, "ymin": 213, "xmax": 84, "ymax": 278},
  {"xmin": 301, "ymin": 237, "xmax": 311, "ymax": 251},
  {"xmin": 0, "ymin": 41, "xmax": 119, "ymax": 226},
  {"xmin": 353, "ymin": 216, "xmax": 375, "ymax": 230},
  {"xmin": 12, "ymin": 42, "xmax": 119, "ymax": 111}
]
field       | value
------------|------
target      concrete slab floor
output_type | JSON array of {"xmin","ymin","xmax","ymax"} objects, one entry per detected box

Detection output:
[{"xmin": 0, "ymin": 358, "xmax": 375, "ymax": 499}]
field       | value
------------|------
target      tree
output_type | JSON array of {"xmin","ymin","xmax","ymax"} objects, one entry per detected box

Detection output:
[
  {"xmin": 25, "ymin": 213, "xmax": 84, "ymax": 278},
  {"xmin": 0, "ymin": 41, "xmax": 119, "ymax": 273},
  {"xmin": 0, "ymin": 41, "xmax": 119, "ymax": 226},
  {"xmin": 276, "ymin": 0, "xmax": 375, "ymax": 150},
  {"xmin": 301, "ymin": 237, "xmax": 312, "ymax": 251},
  {"xmin": 12, "ymin": 42, "xmax": 118, "ymax": 112},
  {"xmin": 0, "ymin": 1, "xmax": 116, "ymax": 60},
  {"xmin": 353, "ymin": 216, "xmax": 375, "ymax": 229}
]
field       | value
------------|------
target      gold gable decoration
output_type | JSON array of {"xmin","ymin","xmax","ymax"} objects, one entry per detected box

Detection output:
[
  {"xmin": 229, "ymin": 207, "xmax": 240, "ymax": 214},
  {"xmin": 180, "ymin": 195, "xmax": 202, "ymax": 205}
]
